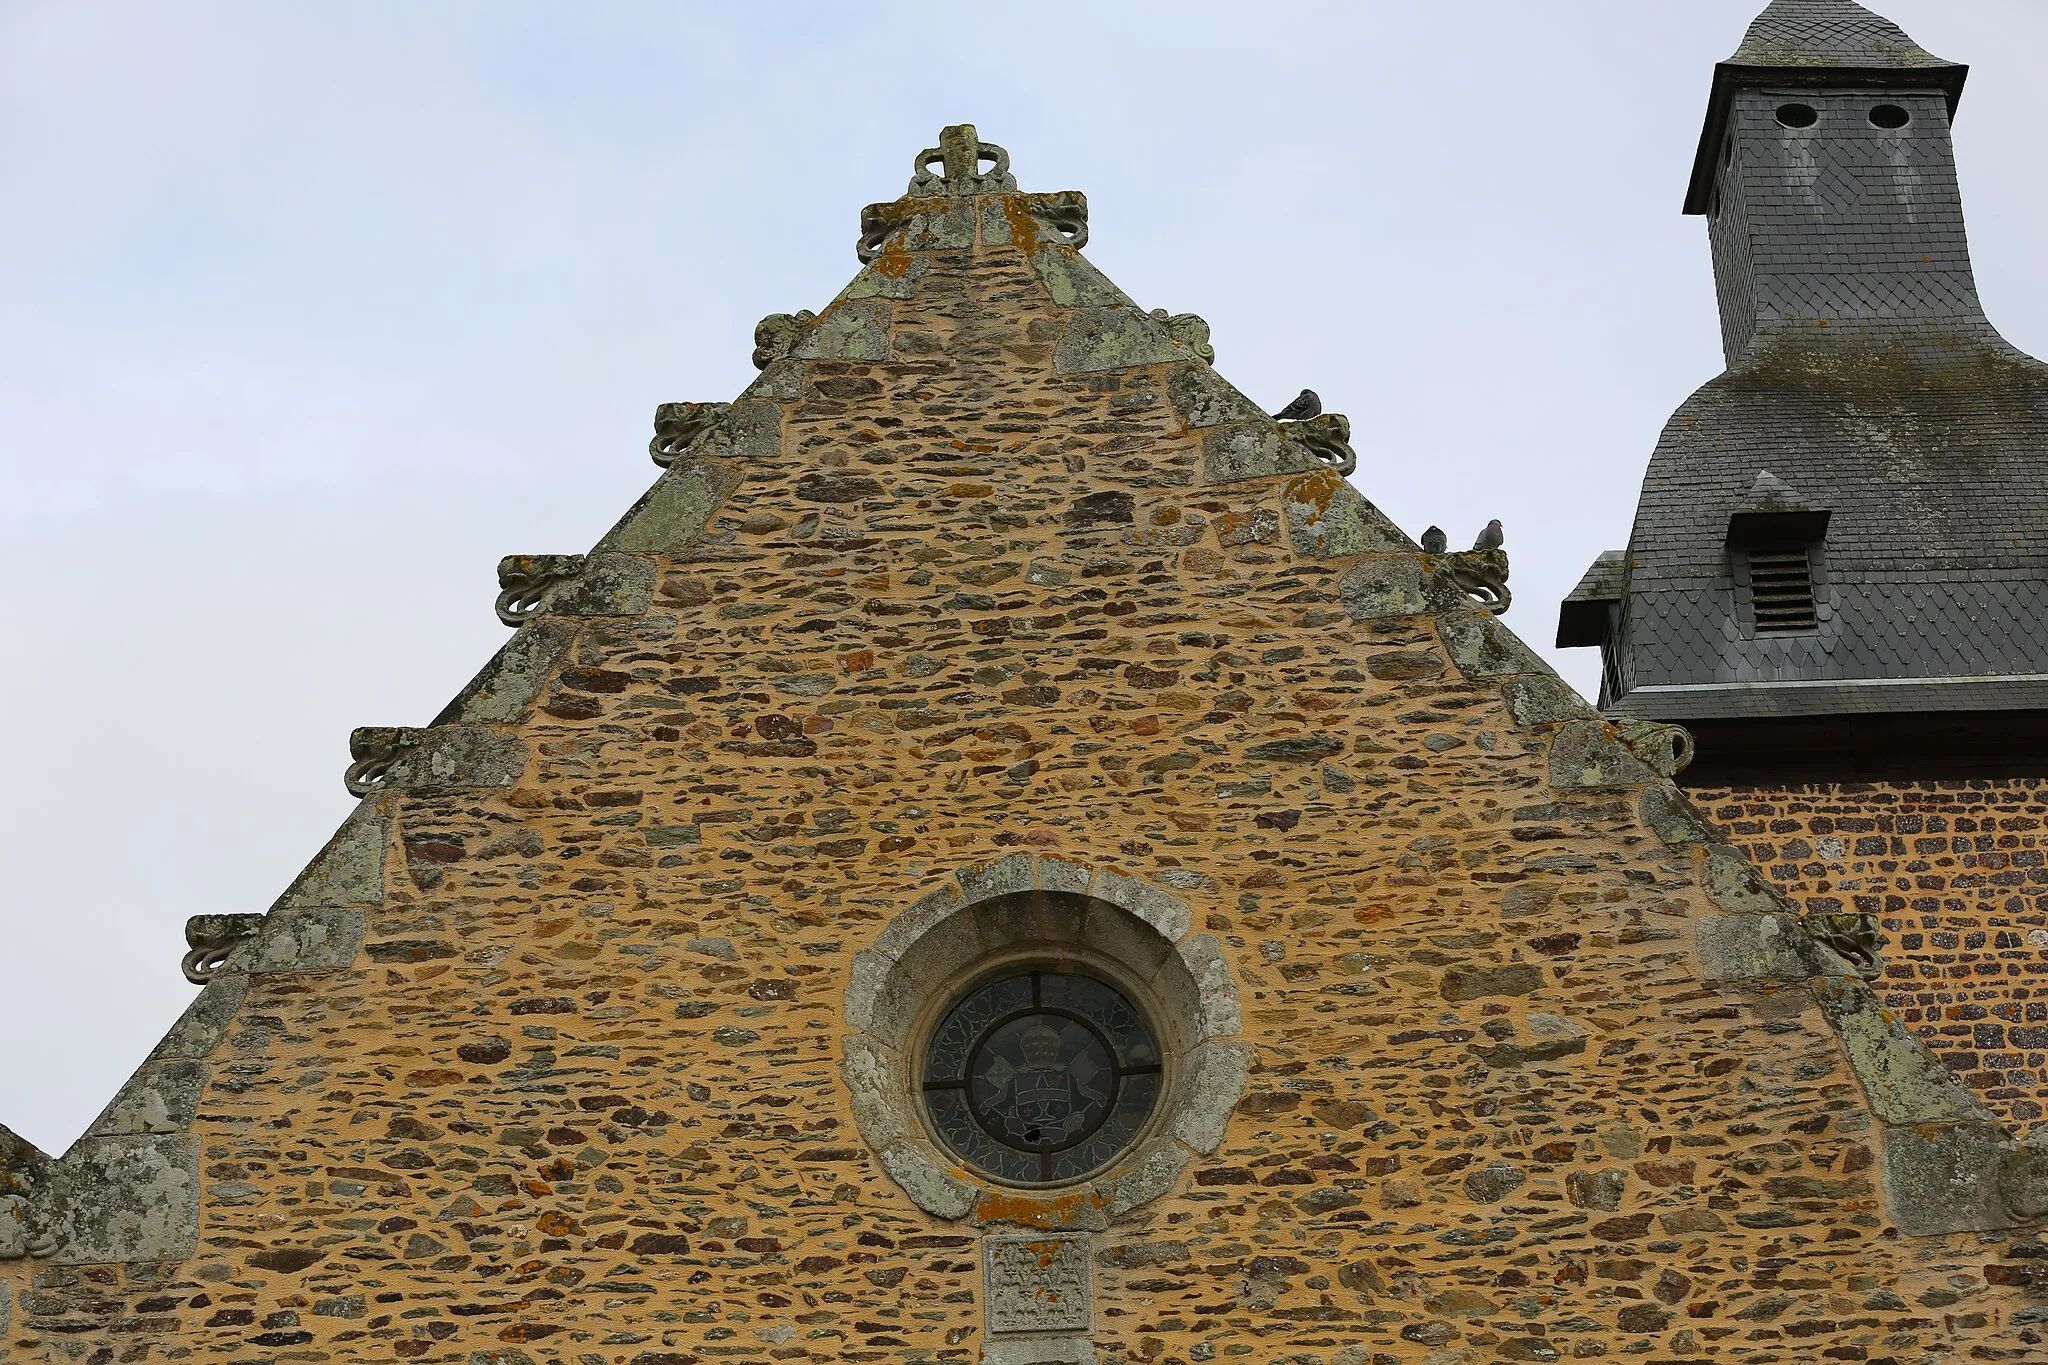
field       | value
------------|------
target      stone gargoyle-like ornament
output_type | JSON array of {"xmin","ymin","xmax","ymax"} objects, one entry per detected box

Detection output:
[
  {"xmin": 182, "ymin": 912, "xmax": 263, "ymax": 984},
  {"xmin": 1280, "ymin": 411, "xmax": 1357, "ymax": 478},
  {"xmin": 1031, "ymin": 189, "xmax": 1088, "ymax": 249},
  {"xmin": 1614, "ymin": 719, "xmax": 1695, "ymax": 779},
  {"xmin": 1805, "ymin": 910, "xmax": 1885, "ymax": 982},
  {"xmin": 0, "ymin": 1192, "xmax": 57, "ymax": 1261},
  {"xmin": 1442, "ymin": 546, "xmax": 1512, "ymax": 616},
  {"xmin": 752, "ymin": 310, "xmax": 816, "ymax": 370},
  {"xmin": 858, "ymin": 125, "xmax": 1086, "ymax": 263},
  {"xmin": 856, "ymin": 204, "xmax": 906, "ymax": 265},
  {"xmin": 343, "ymin": 726, "xmax": 408, "ymax": 798},
  {"xmin": 909, "ymin": 123, "xmax": 1015, "ymax": 196},
  {"xmin": 495, "ymin": 554, "xmax": 586, "ymax": 626},
  {"xmin": 1151, "ymin": 309, "xmax": 1213, "ymax": 364},
  {"xmin": 650, "ymin": 401, "xmax": 730, "ymax": 467}
]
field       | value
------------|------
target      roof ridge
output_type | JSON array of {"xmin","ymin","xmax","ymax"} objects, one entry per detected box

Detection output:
[{"xmin": 1728, "ymin": 0, "xmax": 1957, "ymax": 70}]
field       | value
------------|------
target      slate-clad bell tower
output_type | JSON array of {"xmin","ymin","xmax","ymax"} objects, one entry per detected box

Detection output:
[
  {"xmin": 1561, "ymin": 0, "xmax": 2048, "ymax": 1124},
  {"xmin": 1560, "ymin": 0, "xmax": 2048, "ymax": 780}
]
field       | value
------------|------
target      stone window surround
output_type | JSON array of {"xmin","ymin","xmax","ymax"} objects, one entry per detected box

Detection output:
[{"xmin": 842, "ymin": 853, "xmax": 1248, "ymax": 1226}]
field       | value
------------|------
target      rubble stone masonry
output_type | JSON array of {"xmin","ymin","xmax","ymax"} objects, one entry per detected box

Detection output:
[
  {"xmin": 1699, "ymin": 780, "xmax": 2048, "ymax": 1127},
  {"xmin": 2, "ymin": 135, "xmax": 2044, "ymax": 1364}
]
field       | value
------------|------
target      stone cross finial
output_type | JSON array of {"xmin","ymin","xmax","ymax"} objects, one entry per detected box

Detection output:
[{"xmin": 909, "ymin": 124, "xmax": 1015, "ymax": 196}]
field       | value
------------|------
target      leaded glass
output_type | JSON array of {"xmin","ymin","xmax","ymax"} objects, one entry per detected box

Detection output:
[{"xmin": 921, "ymin": 969, "xmax": 1162, "ymax": 1185}]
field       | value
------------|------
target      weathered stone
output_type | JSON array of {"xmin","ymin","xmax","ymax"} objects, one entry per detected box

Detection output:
[
  {"xmin": 545, "ymin": 553, "xmax": 656, "ymax": 616},
  {"xmin": 1036, "ymin": 856, "xmax": 1092, "ymax": 898},
  {"xmin": 837, "ymin": 253, "xmax": 932, "ymax": 301},
  {"xmin": 871, "ymin": 883, "xmax": 967, "ymax": 962},
  {"xmin": 1032, "ymin": 245, "xmax": 1125, "ymax": 308},
  {"xmin": 1054, "ymin": 306, "xmax": 1180, "ymax": 373},
  {"xmin": 842, "ymin": 949, "xmax": 892, "ymax": 1033},
  {"xmin": 1468, "ymin": 1012, "xmax": 1587, "ymax": 1066},
  {"xmin": 1999, "ymin": 1129, "xmax": 2048, "ymax": 1221},
  {"xmin": 1702, "ymin": 842, "xmax": 1797, "ymax": 915},
  {"xmin": 1548, "ymin": 721, "xmax": 1663, "ymax": 788},
  {"xmin": 1462, "ymin": 1161, "xmax": 1526, "ymax": 1203},
  {"xmin": 598, "ymin": 458, "xmax": 744, "ymax": 554},
  {"xmin": 276, "ymin": 795, "xmax": 391, "ymax": 910},
  {"xmin": 1882, "ymin": 1121, "xmax": 2019, "ymax": 1236},
  {"xmin": 1089, "ymin": 868, "xmax": 1190, "ymax": 943},
  {"xmin": 797, "ymin": 299, "xmax": 892, "ymax": 362},
  {"xmin": 1283, "ymin": 470, "xmax": 1413, "ymax": 558},
  {"xmin": 150, "ymin": 974, "xmax": 248, "ymax": 1061},
  {"xmin": 384, "ymin": 727, "xmax": 528, "ymax": 792},
  {"xmin": 1175, "ymin": 934, "xmax": 1241, "ymax": 1038},
  {"xmin": 984, "ymin": 1230, "xmax": 1091, "ymax": 1334},
  {"xmin": 83, "ymin": 1061, "xmax": 205, "ymax": 1137},
  {"xmin": 957, "ymin": 852, "xmax": 1035, "ymax": 905},
  {"xmin": 1815, "ymin": 977, "xmax": 1992, "ymax": 1127},
  {"xmin": 839, "ymin": 1035, "xmax": 907, "ymax": 1150},
  {"xmin": 1167, "ymin": 363, "xmax": 1263, "ymax": 430},
  {"xmin": 877, "ymin": 1141, "xmax": 976, "ymax": 1221},
  {"xmin": 1339, "ymin": 557, "xmax": 1429, "ymax": 621},
  {"xmin": 180, "ymin": 912, "xmax": 260, "ymax": 983},
  {"xmin": 981, "ymin": 1338, "xmax": 1095, "ymax": 1365},
  {"xmin": 1102, "ymin": 1139, "xmax": 1190, "ymax": 1217},
  {"xmin": 1172, "ymin": 1043, "xmax": 1250, "ymax": 1154},
  {"xmin": 1638, "ymin": 782, "xmax": 1719, "ymax": 846},
  {"xmin": 1439, "ymin": 964, "xmax": 1541, "ymax": 1001},
  {"xmin": 1202, "ymin": 422, "xmax": 1315, "ymax": 484},
  {"xmin": 246, "ymin": 904, "xmax": 366, "ymax": 974},
  {"xmin": 1567, "ymin": 1169, "xmax": 1627, "ymax": 1212},
  {"xmin": 51, "ymin": 1135, "xmax": 200, "ymax": 1264},
  {"xmin": 438, "ymin": 617, "xmax": 579, "ymax": 725},
  {"xmin": 1694, "ymin": 914, "xmax": 1819, "ymax": 983},
  {"xmin": 1500, "ymin": 882, "xmax": 1560, "ymax": 919},
  {"xmin": 1437, "ymin": 604, "xmax": 1551, "ymax": 679},
  {"xmin": 1501, "ymin": 674, "xmax": 1599, "ymax": 726}
]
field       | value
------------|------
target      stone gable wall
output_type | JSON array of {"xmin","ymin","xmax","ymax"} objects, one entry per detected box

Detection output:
[{"xmin": 4, "ymin": 183, "xmax": 2044, "ymax": 1363}]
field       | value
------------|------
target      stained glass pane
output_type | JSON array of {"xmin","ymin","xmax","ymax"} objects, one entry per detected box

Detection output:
[{"xmin": 921, "ymin": 969, "xmax": 1161, "ymax": 1186}]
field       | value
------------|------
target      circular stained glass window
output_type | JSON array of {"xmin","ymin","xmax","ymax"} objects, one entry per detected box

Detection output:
[{"xmin": 921, "ymin": 969, "xmax": 1162, "ymax": 1186}]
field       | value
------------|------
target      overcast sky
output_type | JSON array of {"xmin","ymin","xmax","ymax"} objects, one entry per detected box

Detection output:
[{"xmin": 4, "ymin": 1, "xmax": 2044, "ymax": 1153}]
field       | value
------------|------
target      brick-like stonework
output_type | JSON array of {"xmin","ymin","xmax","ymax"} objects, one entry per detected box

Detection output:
[{"xmin": 1699, "ymin": 779, "xmax": 2048, "ymax": 1125}]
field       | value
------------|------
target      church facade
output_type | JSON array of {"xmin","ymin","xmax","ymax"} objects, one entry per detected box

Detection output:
[{"xmin": 5, "ymin": 3, "xmax": 2047, "ymax": 1362}]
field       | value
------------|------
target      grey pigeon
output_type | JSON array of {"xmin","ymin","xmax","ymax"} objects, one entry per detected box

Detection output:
[
  {"xmin": 1473, "ymin": 519, "xmax": 1505, "ymax": 551},
  {"xmin": 1420, "ymin": 525, "xmax": 1448, "ymax": 553},
  {"xmin": 1272, "ymin": 388, "xmax": 1321, "ymax": 422}
]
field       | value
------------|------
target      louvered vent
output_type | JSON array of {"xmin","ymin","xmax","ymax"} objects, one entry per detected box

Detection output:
[{"xmin": 1749, "ymin": 549, "xmax": 1818, "ymax": 632}]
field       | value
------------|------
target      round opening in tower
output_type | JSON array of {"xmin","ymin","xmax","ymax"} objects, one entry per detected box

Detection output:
[
  {"xmin": 921, "ymin": 967, "xmax": 1162, "ymax": 1186},
  {"xmin": 1869, "ymin": 104, "xmax": 1911, "ymax": 130},
  {"xmin": 1775, "ymin": 103, "xmax": 1819, "ymax": 129}
]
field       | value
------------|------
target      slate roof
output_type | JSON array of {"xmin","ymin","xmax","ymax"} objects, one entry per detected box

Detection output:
[
  {"xmin": 1557, "ymin": 551, "xmax": 1624, "ymax": 650},
  {"xmin": 1728, "ymin": 0, "xmax": 1955, "ymax": 70},
  {"xmin": 1576, "ymin": 1, "xmax": 2048, "ymax": 724}
]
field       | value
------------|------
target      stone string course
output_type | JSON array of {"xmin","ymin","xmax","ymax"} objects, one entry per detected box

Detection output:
[
  {"xmin": 1697, "ymin": 779, "xmax": 2048, "ymax": 1127},
  {"xmin": 3, "ymin": 164, "xmax": 2045, "ymax": 1363}
]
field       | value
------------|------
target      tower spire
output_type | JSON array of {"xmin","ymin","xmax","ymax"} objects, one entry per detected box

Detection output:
[{"xmin": 1685, "ymin": 0, "xmax": 1965, "ymax": 215}]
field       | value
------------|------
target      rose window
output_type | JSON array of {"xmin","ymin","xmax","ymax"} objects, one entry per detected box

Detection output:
[{"xmin": 921, "ymin": 969, "xmax": 1162, "ymax": 1186}]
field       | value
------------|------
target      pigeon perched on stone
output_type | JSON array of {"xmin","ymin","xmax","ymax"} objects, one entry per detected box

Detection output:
[
  {"xmin": 1474, "ymin": 519, "xmax": 1505, "ymax": 551},
  {"xmin": 1420, "ymin": 526, "xmax": 1448, "ymax": 553},
  {"xmin": 1272, "ymin": 389, "xmax": 1321, "ymax": 422}
]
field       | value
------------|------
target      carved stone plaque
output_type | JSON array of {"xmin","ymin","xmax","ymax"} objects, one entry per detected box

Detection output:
[{"xmin": 983, "ymin": 1232, "xmax": 1092, "ymax": 1336}]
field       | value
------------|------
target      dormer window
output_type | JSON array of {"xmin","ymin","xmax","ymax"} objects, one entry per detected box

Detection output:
[
  {"xmin": 1726, "ymin": 471, "xmax": 1832, "ymax": 638},
  {"xmin": 1745, "ymin": 547, "xmax": 1819, "ymax": 632}
]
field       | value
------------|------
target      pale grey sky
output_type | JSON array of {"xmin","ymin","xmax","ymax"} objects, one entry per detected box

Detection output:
[{"xmin": 3, "ymin": 0, "xmax": 2044, "ymax": 1152}]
